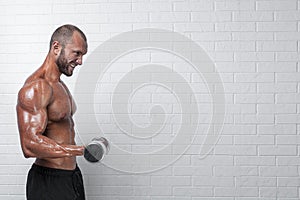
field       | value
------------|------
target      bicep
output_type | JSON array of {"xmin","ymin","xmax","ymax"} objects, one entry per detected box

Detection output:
[
  {"xmin": 16, "ymin": 101, "xmax": 49, "ymax": 158},
  {"xmin": 17, "ymin": 105, "xmax": 48, "ymax": 136},
  {"xmin": 16, "ymin": 80, "xmax": 52, "ymax": 137}
]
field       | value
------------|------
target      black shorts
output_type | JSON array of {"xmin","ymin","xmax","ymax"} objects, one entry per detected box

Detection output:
[{"xmin": 26, "ymin": 164, "xmax": 85, "ymax": 200}]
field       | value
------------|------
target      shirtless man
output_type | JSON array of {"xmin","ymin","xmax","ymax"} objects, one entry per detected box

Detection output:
[{"xmin": 16, "ymin": 24, "xmax": 88, "ymax": 200}]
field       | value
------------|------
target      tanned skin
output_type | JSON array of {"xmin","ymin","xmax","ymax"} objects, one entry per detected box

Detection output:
[{"xmin": 16, "ymin": 31, "xmax": 87, "ymax": 170}]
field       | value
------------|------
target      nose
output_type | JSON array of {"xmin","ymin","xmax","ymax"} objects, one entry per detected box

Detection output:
[{"xmin": 76, "ymin": 56, "xmax": 83, "ymax": 65}]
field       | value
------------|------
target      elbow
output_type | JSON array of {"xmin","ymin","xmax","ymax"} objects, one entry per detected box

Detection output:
[
  {"xmin": 23, "ymin": 153, "xmax": 31, "ymax": 159},
  {"xmin": 22, "ymin": 147, "xmax": 34, "ymax": 158},
  {"xmin": 21, "ymin": 142, "xmax": 35, "ymax": 158}
]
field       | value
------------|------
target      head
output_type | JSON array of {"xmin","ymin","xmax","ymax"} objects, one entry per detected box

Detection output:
[{"xmin": 50, "ymin": 24, "xmax": 88, "ymax": 76}]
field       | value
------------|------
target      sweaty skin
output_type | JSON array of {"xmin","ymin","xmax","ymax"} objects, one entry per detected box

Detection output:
[{"xmin": 16, "ymin": 31, "xmax": 87, "ymax": 170}]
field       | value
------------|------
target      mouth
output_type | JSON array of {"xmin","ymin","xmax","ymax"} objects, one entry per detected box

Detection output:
[
  {"xmin": 68, "ymin": 63, "xmax": 77, "ymax": 72},
  {"xmin": 67, "ymin": 63, "xmax": 77, "ymax": 75},
  {"xmin": 70, "ymin": 63, "xmax": 77, "ymax": 69}
]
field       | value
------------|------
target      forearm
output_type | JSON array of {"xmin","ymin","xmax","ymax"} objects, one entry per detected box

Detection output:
[{"xmin": 22, "ymin": 134, "xmax": 84, "ymax": 159}]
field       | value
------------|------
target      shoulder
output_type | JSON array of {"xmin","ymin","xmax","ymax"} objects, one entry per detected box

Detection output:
[{"xmin": 17, "ymin": 79, "xmax": 53, "ymax": 113}]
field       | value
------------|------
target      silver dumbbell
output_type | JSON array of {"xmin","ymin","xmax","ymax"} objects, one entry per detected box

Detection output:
[{"xmin": 84, "ymin": 137, "xmax": 109, "ymax": 163}]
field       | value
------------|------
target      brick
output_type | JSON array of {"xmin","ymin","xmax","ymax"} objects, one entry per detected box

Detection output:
[
  {"xmin": 259, "ymin": 187, "xmax": 277, "ymax": 198},
  {"xmin": 235, "ymin": 73, "xmax": 274, "ymax": 83},
  {"xmin": 235, "ymin": 135, "xmax": 274, "ymax": 145},
  {"xmin": 278, "ymin": 177, "xmax": 300, "ymax": 186},
  {"xmin": 257, "ymin": 104, "xmax": 296, "ymax": 114},
  {"xmin": 99, "ymin": 3, "xmax": 132, "ymax": 13},
  {"xmin": 151, "ymin": 176, "xmax": 191, "ymax": 186},
  {"xmin": 258, "ymin": 124, "xmax": 296, "ymax": 135},
  {"xmin": 277, "ymin": 52, "xmax": 300, "ymax": 61},
  {"xmin": 216, "ymin": 22, "xmax": 255, "ymax": 32},
  {"xmin": 233, "ymin": 11, "xmax": 273, "ymax": 21},
  {"xmin": 234, "ymin": 114, "xmax": 274, "ymax": 124},
  {"xmin": 237, "ymin": 177, "xmax": 276, "ymax": 187},
  {"xmin": 235, "ymin": 156, "xmax": 275, "ymax": 166},
  {"xmin": 216, "ymin": 62, "xmax": 256, "ymax": 72},
  {"xmin": 260, "ymin": 166, "xmax": 298, "ymax": 177},
  {"xmin": 257, "ymin": 62, "xmax": 297, "ymax": 72},
  {"xmin": 0, "ymin": 185, "xmax": 25, "ymax": 195},
  {"xmin": 275, "ymin": 11, "xmax": 300, "ymax": 21},
  {"xmin": 234, "ymin": 52, "xmax": 274, "ymax": 62},
  {"xmin": 193, "ymin": 176, "xmax": 234, "ymax": 187},
  {"xmin": 276, "ymin": 94, "xmax": 300, "ymax": 103},
  {"xmin": 214, "ymin": 166, "xmax": 258, "ymax": 177},
  {"xmin": 276, "ymin": 72, "xmax": 300, "ymax": 82},
  {"xmin": 191, "ymin": 11, "xmax": 232, "ymax": 22},
  {"xmin": 223, "ymin": 83, "xmax": 257, "ymax": 93},
  {"xmin": 106, "ymin": 13, "xmax": 148, "ymax": 23},
  {"xmin": 233, "ymin": 32, "xmax": 274, "ymax": 41},
  {"xmin": 258, "ymin": 83, "xmax": 297, "ymax": 93},
  {"xmin": 215, "ymin": 187, "xmax": 258, "ymax": 197},
  {"xmin": 222, "ymin": 124, "xmax": 256, "ymax": 135},
  {"xmin": 133, "ymin": 186, "xmax": 172, "ymax": 196},
  {"xmin": 276, "ymin": 114, "xmax": 300, "ymax": 123},
  {"xmin": 257, "ymin": 22, "xmax": 297, "ymax": 32},
  {"xmin": 256, "ymin": 41, "xmax": 297, "ymax": 52},
  {"xmin": 192, "ymin": 72, "xmax": 233, "ymax": 83},
  {"xmin": 174, "ymin": 23, "xmax": 214, "ymax": 32},
  {"xmin": 277, "ymin": 156, "xmax": 300, "ymax": 166},
  {"xmin": 173, "ymin": 186, "xmax": 213, "ymax": 196},
  {"xmin": 214, "ymin": 145, "xmax": 257, "ymax": 156},
  {"xmin": 215, "ymin": 1, "xmax": 255, "ymax": 11},
  {"xmin": 276, "ymin": 135, "xmax": 300, "ymax": 145},
  {"xmin": 173, "ymin": 166, "xmax": 212, "ymax": 176},
  {"xmin": 100, "ymin": 24, "xmax": 133, "ymax": 33},
  {"xmin": 276, "ymin": 187, "xmax": 298, "ymax": 198},
  {"xmin": 133, "ymin": 23, "xmax": 173, "ymax": 30},
  {"xmin": 150, "ymin": 12, "xmax": 190, "ymax": 23},
  {"xmin": 74, "ymin": 4, "xmax": 101, "ymax": 13},
  {"xmin": 86, "ymin": 186, "xmax": 133, "ymax": 196},
  {"xmin": 275, "ymin": 32, "xmax": 300, "ymax": 40},
  {"xmin": 132, "ymin": 2, "xmax": 172, "ymax": 12},
  {"xmin": 235, "ymin": 94, "xmax": 274, "ymax": 103},
  {"xmin": 8, "ymin": 4, "xmax": 51, "ymax": 15},
  {"xmin": 192, "ymin": 155, "xmax": 234, "ymax": 166},
  {"xmin": 225, "ymin": 104, "xmax": 256, "ymax": 114},
  {"xmin": 256, "ymin": 1, "xmax": 297, "ymax": 11},
  {"xmin": 259, "ymin": 145, "xmax": 297, "ymax": 156},
  {"xmin": 216, "ymin": 41, "xmax": 255, "ymax": 51},
  {"xmin": 207, "ymin": 52, "xmax": 234, "ymax": 62},
  {"xmin": 173, "ymin": 2, "xmax": 213, "ymax": 11},
  {"xmin": 191, "ymin": 198, "xmax": 234, "ymax": 200},
  {"xmin": 191, "ymin": 32, "xmax": 231, "ymax": 41}
]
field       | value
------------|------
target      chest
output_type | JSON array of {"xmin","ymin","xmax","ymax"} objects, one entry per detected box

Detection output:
[{"xmin": 47, "ymin": 82, "xmax": 76, "ymax": 122}]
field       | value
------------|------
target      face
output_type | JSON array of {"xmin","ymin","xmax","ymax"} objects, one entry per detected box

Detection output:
[{"xmin": 56, "ymin": 32, "xmax": 87, "ymax": 77}]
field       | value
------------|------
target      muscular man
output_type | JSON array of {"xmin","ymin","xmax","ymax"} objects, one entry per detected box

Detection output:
[{"xmin": 16, "ymin": 24, "xmax": 88, "ymax": 200}]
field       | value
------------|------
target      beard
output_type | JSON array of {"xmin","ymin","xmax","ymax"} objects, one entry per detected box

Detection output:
[{"xmin": 56, "ymin": 49, "xmax": 74, "ymax": 77}]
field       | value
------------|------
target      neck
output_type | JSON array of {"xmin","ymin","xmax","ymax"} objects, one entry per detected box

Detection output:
[{"xmin": 42, "ymin": 55, "xmax": 62, "ymax": 82}]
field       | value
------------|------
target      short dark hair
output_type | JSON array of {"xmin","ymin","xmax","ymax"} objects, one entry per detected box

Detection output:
[{"xmin": 49, "ymin": 24, "xmax": 87, "ymax": 50}]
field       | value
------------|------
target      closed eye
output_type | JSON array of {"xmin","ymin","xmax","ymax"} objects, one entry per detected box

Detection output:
[{"xmin": 73, "ymin": 51, "xmax": 82, "ymax": 56}]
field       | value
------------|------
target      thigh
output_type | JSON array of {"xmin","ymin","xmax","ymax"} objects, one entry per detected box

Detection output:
[
  {"xmin": 26, "ymin": 168, "xmax": 77, "ymax": 200},
  {"xmin": 26, "ymin": 168, "xmax": 48, "ymax": 200},
  {"xmin": 73, "ymin": 168, "xmax": 85, "ymax": 200}
]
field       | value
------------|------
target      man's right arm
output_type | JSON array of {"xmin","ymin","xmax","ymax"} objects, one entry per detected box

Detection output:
[{"xmin": 16, "ymin": 80, "xmax": 83, "ymax": 158}]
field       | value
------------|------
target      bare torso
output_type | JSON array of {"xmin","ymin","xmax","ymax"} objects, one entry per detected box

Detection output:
[
  {"xmin": 17, "ymin": 67, "xmax": 84, "ymax": 170},
  {"xmin": 34, "ymin": 80, "xmax": 77, "ymax": 169}
]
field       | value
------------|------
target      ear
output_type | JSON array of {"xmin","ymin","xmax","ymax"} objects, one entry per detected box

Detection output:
[{"xmin": 51, "ymin": 41, "xmax": 62, "ymax": 56}]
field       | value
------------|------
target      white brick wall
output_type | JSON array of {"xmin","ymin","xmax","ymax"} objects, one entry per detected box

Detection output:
[{"xmin": 1, "ymin": 0, "xmax": 300, "ymax": 199}]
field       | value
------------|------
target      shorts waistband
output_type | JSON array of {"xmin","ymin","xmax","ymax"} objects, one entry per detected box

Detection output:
[{"xmin": 31, "ymin": 163, "xmax": 80, "ymax": 176}]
